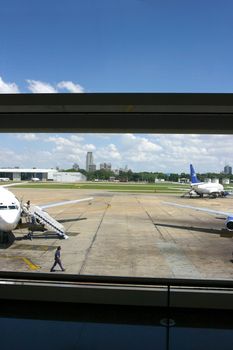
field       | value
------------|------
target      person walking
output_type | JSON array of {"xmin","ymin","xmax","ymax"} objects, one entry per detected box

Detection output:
[{"xmin": 50, "ymin": 246, "xmax": 65, "ymax": 272}]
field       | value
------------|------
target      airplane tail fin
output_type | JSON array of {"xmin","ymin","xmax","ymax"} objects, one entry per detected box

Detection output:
[{"xmin": 190, "ymin": 164, "xmax": 200, "ymax": 184}]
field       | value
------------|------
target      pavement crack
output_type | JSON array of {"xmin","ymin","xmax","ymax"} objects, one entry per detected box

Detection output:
[
  {"xmin": 135, "ymin": 197, "xmax": 166, "ymax": 241},
  {"xmin": 78, "ymin": 199, "xmax": 112, "ymax": 274}
]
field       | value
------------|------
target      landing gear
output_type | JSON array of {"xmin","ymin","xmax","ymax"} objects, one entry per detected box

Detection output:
[
  {"xmin": 0, "ymin": 231, "xmax": 15, "ymax": 248},
  {"xmin": 27, "ymin": 231, "xmax": 33, "ymax": 240},
  {"xmin": 209, "ymin": 192, "xmax": 219, "ymax": 199}
]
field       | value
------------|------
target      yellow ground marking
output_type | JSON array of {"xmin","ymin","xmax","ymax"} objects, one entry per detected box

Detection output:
[
  {"xmin": 0, "ymin": 255, "xmax": 40, "ymax": 270},
  {"xmin": 21, "ymin": 257, "xmax": 40, "ymax": 270}
]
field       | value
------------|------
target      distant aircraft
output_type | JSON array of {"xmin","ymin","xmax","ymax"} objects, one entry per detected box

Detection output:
[
  {"xmin": 0, "ymin": 183, "xmax": 93, "ymax": 240},
  {"xmin": 163, "ymin": 201, "xmax": 233, "ymax": 232},
  {"xmin": 31, "ymin": 177, "xmax": 40, "ymax": 182},
  {"xmin": 182, "ymin": 164, "xmax": 229, "ymax": 198}
]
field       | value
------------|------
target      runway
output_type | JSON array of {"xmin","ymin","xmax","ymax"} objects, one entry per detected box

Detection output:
[{"xmin": 2, "ymin": 188, "xmax": 233, "ymax": 280}]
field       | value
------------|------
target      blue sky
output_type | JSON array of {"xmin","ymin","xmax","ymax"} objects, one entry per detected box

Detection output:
[
  {"xmin": 1, "ymin": 2, "xmax": 233, "ymax": 172},
  {"xmin": 1, "ymin": 0, "xmax": 233, "ymax": 92}
]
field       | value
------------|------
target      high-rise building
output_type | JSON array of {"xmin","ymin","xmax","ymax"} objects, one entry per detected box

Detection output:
[
  {"xmin": 224, "ymin": 165, "xmax": 232, "ymax": 175},
  {"xmin": 100, "ymin": 162, "xmax": 111, "ymax": 171},
  {"xmin": 89, "ymin": 164, "xmax": 96, "ymax": 172},
  {"xmin": 86, "ymin": 152, "xmax": 96, "ymax": 172}
]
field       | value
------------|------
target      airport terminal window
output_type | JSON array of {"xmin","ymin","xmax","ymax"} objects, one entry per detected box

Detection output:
[
  {"xmin": 1, "ymin": 2, "xmax": 233, "ymax": 343},
  {"xmin": 0, "ymin": 132, "xmax": 233, "ymax": 282}
]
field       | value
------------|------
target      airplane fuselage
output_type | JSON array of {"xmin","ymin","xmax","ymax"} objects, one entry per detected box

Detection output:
[
  {"xmin": 0, "ymin": 187, "xmax": 21, "ymax": 231},
  {"xmin": 0, "ymin": 185, "xmax": 93, "ymax": 239},
  {"xmin": 191, "ymin": 182, "xmax": 224, "ymax": 195}
]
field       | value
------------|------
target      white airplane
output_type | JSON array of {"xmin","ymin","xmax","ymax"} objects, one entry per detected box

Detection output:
[
  {"xmin": 0, "ymin": 183, "xmax": 93, "ymax": 240},
  {"xmin": 183, "ymin": 164, "xmax": 228, "ymax": 198},
  {"xmin": 163, "ymin": 201, "xmax": 233, "ymax": 232},
  {"xmin": 0, "ymin": 178, "xmax": 10, "ymax": 182},
  {"xmin": 31, "ymin": 177, "xmax": 40, "ymax": 182}
]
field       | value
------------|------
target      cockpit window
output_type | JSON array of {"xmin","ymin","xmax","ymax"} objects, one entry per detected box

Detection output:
[
  {"xmin": 0, "ymin": 206, "xmax": 7, "ymax": 210},
  {"xmin": 8, "ymin": 205, "xmax": 18, "ymax": 209}
]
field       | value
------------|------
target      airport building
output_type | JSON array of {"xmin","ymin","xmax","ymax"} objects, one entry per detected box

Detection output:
[
  {"xmin": 52, "ymin": 171, "xmax": 86, "ymax": 182},
  {"xmin": 0, "ymin": 168, "xmax": 86, "ymax": 182},
  {"xmin": 222, "ymin": 178, "xmax": 230, "ymax": 185}
]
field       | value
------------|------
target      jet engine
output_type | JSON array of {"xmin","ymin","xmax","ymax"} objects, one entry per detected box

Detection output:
[{"xmin": 225, "ymin": 216, "xmax": 233, "ymax": 231}]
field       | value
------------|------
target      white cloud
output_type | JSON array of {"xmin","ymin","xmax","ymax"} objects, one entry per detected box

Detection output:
[
  {"xmin": 0, "ymin": 148, "xmax": 27, "ymax": 165},
  {"xmin": 139, "ymin": 138, "xmax": 161, "ymax": 152},
  {"xmin": 96, "ymin": 143, "xmax": 122, "ymax": 161},
  {"xmin": 137, "ymin": 134, "xmax": 233, "ymax": 173},
  {"xmin": 26, "ymin": 80, "xmax": 57, "ymax": 93},
  {"xmin": 70, "ymin": 135, "xmax": 84, "ymax": 142},
  {"xmin": 47, "ymin": 136, "xmax": 73, "ymax": 147},
  {"xmin": 45, "ymin": 135, "xmax": 96, "ymax": 167},
  {"xmin": 3, "ymin": 133, "xmax": 233, "ymax": 172},
  {"xmin": 119, "ymin": 134, "xmax": 162, "ymax": 168},
  {"xmin": 83, "ymin": 144, "xmax": 96, "ymax": 151},
  {"xmin": 57, "ymin": 81, "xmax": 85, "ymax": 93},
  {"xmin": 0, "ymin": 77, "xmax": 20, "ymax": 93},
  {"xmin": 26, "ymin": 79, "xmax": 85, "ymax": 93},
  {"xmin": 16, "ymin": 133, "xmax": 39, "ymax": 141},
  {"xmin": 121, "ymin": 133, "xmax": 137, "ymax": 145},
  {"xmin": 121, "ymin": 134, "xmax": 161, "ymax": 152},
  {"xmin": 0, "ymin": 76, "xmax": 85, "ymax": 94}
]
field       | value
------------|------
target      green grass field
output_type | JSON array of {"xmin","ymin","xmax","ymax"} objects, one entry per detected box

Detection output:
[{"xmin": 13, "ymin": 182, "xmax": 190, "ymax": 193}]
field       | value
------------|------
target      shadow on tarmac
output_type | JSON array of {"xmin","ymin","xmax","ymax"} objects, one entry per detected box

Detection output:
[
  {"xmin": 15, "ymin": 231, "xmax": 80, "ymax": 241},
  {"xmin": 0, "ymin": 231, "xmax": 15, "ymax": 249},
  {"xmin": 15, "ymin": 231, "xmax": 71, "ymax": 240},
  {"xmin": 154, "ymin": 222, "xmax": 227, "ymax": 235},
  {"xmin": 58, "ymin": 217, "xmax": 87, "ymax": 224}
]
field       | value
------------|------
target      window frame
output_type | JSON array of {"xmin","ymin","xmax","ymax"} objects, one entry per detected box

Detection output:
[{"xmin": 0, "ymin": 92, "xmax": 233, "ymax": 309}]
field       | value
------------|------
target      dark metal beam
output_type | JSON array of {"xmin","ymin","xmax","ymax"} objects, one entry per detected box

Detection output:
[{"xmin": 0, "ymin": 93, "xmax": 233, "ymax": 133}]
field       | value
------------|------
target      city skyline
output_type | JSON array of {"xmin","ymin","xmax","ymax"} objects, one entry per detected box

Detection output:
[{"xmin": 0, "ymin": 133, "xmax": 233, "ymax": 174}]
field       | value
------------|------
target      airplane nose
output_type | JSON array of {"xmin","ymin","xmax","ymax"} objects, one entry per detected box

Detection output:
[{"xmin": 0, "ymin": 212, "xmax": 19, "ymax": 230}]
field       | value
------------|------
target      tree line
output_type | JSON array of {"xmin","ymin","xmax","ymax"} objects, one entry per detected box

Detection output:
[{"xmin": 62, "ymin": 167, "xmax": 233, "ymax": 183}]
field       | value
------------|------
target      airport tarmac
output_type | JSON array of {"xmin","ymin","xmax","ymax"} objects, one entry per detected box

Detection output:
[{"xmin": 1, "ymin": 187, "xmax": 233, "ymax": 280}]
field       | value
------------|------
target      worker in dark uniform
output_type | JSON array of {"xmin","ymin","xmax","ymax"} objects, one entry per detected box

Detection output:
[
  {"xmin": 23, "ymin": 200, "xmax": 33, "ymax": 240},
  {"xmin": 50, "ymin": 246, "xmax": 65, "ymax": 272}
]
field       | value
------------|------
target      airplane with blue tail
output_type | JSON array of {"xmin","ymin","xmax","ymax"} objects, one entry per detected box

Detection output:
[{"xmin": 185, "ymin": 164, "xmax": 230, "ymax": 198}]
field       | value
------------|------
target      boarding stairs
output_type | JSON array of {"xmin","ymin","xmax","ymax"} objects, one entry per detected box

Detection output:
[{"xmin": 27, "ymin": 205, "xmax": 68, "ymax": 239}]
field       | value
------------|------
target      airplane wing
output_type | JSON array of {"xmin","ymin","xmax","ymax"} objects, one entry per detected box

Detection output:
[
  {"xmin": 39, "ymin": 197, "xmax": 93, "ymax": 210},
  {"xmin": 162, "ymin": 201, "xmax": 232, "ymax": 217}
]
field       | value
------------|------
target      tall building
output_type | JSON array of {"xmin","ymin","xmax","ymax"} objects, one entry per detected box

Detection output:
[
  {"xmin": 224, "ymin": 165, "xmax": 232, "ymax": 175},
  {"xmin": 89, "ymin": 164, "xmax": 96, "ymax": 172},
  {"xmin": 100, "ymin": 162, "xmax": 111, "ymax": 171},
  {"xmin": 86, "ymin": 152, "xmax": 96, "ymax": 172}
]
